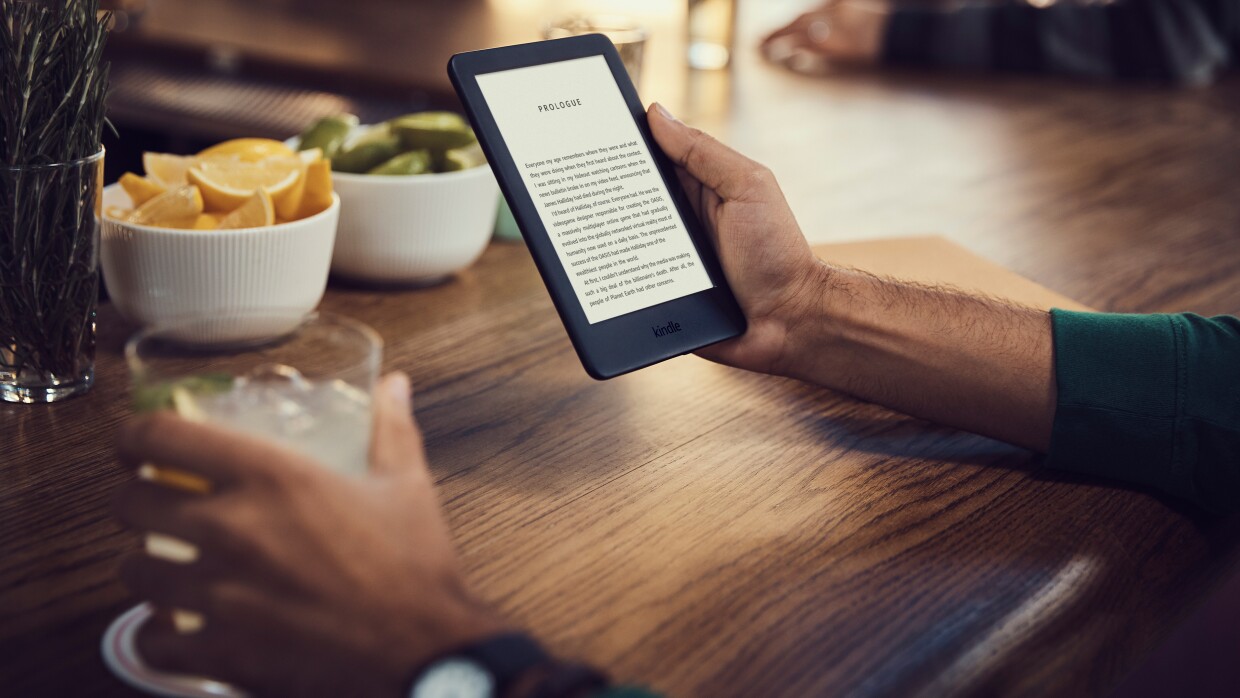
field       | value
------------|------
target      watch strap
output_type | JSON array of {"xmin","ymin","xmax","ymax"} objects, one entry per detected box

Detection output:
[
  {"xmin": 449, "ymin": 632, "xmax": 551, "ymax": 695},
  {"xmin": 526, "ymin": 662, "xmax": 609, "ymax": 698}
]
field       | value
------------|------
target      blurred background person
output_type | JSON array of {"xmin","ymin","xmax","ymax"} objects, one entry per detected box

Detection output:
[{"xmin": 763, "ymin": 0, "xmax": 1240, "ymax": 85}]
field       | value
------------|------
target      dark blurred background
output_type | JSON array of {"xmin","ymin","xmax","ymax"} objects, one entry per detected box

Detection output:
[{"xmin": 99, "ymin": 0, "xmax": 500, "ymax": 180}]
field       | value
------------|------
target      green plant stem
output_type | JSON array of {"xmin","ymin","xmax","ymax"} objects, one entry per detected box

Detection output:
[{"xmin": 1, "ymin": 0, "xmax": 110, "ymax": 383}]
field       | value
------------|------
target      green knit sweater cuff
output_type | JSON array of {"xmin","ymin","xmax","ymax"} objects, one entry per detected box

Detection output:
[
  {"xmin": 1046, "ymin": 310, "xmax": 1184, "ymax": 500},
  {"xmin": 1048, "ymin": 309, "xmax": 1240, "ymax": 513}
]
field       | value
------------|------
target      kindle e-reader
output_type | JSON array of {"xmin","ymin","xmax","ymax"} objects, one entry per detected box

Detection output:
[{"xmin": 449, "ymin": 35, "xmax": 746, "ymax": 379}]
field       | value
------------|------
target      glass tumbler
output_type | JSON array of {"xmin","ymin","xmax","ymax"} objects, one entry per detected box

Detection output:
[
  {"xmin": 125, "ymin": 310, "xmax": 382, "ymax": 632},
  {"xmin": 544, "ymin": 15, "xmax": 648, "ymax": 89}
]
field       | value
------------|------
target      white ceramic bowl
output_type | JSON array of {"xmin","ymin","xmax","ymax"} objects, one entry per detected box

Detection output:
[
  {"xmin": 329, "ymin": 164, "xmax": 500, "ymax": 283},
  {"xmin": 100, "ymin": 184, "xmax": 340, "ymax": 344}
]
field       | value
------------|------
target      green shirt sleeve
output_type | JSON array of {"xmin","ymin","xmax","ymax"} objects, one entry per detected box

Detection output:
[{"xmin": 1047, "ymin": 310, "xmax": 1240, "ymax": 513}]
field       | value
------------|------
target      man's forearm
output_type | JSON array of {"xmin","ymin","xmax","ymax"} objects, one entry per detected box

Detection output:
[{"xmin": 778, "ymin": 263, "xmax": 1057, "ymax": 452}]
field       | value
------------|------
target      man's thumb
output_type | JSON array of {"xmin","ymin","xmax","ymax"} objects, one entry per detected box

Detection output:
[
  {"xmin": 647, "ymin": 102, "xmax": 763, "ymax": 201},
  {"xmin": 369, "ymin": 372, "xmax": 427, "ymax": 476}
]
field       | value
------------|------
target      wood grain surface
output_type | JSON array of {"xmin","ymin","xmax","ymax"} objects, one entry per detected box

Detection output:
[
  {"xmin": 4, "ymin": 235, "xmax": 1240, "ymax": 697},
  {"xmin": 6, "ymin": 2, "xmax": 1240, "ymax": 696}
]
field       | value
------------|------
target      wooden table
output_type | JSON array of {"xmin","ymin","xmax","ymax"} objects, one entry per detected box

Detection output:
[{"xmin": 6, "ymin": 2, "xmax": 1240, "ymax": 696}]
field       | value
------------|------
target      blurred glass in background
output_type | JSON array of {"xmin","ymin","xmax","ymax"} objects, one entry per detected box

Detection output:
[
  {"xmin": 99, "ymin": 0, "xmax": 149, "ymax": 32},
  {"xmin": 687, "ymin": 0, "xmax": 737, "ymax": 70},
  {"xmin": 544, "ymin": 14, "xmax": 648, "ymax": 88}
]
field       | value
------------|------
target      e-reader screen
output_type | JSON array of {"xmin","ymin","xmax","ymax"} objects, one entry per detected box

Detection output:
[{"xmin": 475, "ymin": 55, "xmax": 714, "ymax": 324}]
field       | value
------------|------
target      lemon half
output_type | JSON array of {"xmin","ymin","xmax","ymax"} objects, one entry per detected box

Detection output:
[{"xmin": 188, "ymin": 157, "xmax": 303, "ymax": 212}]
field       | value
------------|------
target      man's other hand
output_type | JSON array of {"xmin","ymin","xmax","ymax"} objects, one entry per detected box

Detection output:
[{"xmin": 113, "ymin": 372, "xmax": 504, "ymax": 697}]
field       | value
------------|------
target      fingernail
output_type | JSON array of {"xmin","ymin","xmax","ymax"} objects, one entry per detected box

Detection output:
[
  {"xmin": 655, "ymin": 102, "xmax": 680, "ymax": 123},
  {"xmin": 384, "ymin": 372, "xmax": 411, "ymax": 409}
]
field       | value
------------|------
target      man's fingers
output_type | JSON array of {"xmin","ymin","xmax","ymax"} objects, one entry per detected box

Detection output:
[
  {"xmin": 117, "ymin": 413, "xmax": 309, "ymax": 489},
  {"xmin": 647, "ymin": 103, "xmax": 772, "ymax": 202},
  {"xmin": 760, "ymin": 13, "xmax": 813, "ymax": 49},
  {"xmin": 118, "ymin": 552, "xmax": 215, "ymax": 613},
  {"xmin": 369, "ymin": 372, "xmax": 428, "ymax": 477},
  {"xmin": 136, "ymin": 610, "xmax": 219, "ymax": 677},
  {"xmin": 112, "ymin": 479, "xmax": 223, "ymax": 543}
]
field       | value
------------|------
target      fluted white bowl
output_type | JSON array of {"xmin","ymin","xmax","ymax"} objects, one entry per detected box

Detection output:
[
  {"xmin": 330, "ymin": 164, "xmax": 500, "ymax": 283},
  {"xmin": 100, "ymin": 184, "xmax": 339, "ymax": 344}
]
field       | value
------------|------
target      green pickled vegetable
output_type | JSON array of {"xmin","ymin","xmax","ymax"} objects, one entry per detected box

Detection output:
[
  {"xmin": 332, "ymin": 135, "xmax": 401, "ymax": 173},
  {"xmin": 439, "ymin": 143, "xmax": 486, "ymax": 172},
  {"xmin": 368, "ymin": 150, "xmax": 433, "ymax": 175},
  {"xmin": 386, "ymin": 111, "xmax": 467, "ymax": 130},
  {"xmin": 390, "ymin": 112, "xmax": 476, "ymax": 152},
  {"xmin": 296, "ymin": 114, "xmax": 358, "ymax": 160}
]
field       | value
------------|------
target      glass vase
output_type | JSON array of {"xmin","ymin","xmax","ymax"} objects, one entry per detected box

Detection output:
[{"xmin": 0, "ymin": 149, "xmax": 105, "ymax": 403}]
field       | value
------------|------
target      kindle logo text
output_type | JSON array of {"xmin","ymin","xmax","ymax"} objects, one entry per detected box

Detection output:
[{"xmin": 652, "ymin": 321, "xmax": 682, "ymax": 338}]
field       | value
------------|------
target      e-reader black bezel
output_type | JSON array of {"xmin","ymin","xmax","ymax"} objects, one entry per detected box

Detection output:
[{"xmin": 448, "ymin": 34, "xmax": 746, "ymax": 379}]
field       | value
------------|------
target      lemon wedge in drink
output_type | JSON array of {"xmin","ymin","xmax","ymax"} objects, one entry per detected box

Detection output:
[
  {"xmin": 131, "ymin": 376, "xmax": 228, "ymax": 495},
  {"xmin": 170, "ymin": 384, "xmax": 210, "ymax": 422}
]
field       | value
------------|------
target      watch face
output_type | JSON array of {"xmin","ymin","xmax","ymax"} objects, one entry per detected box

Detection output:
[{"xmin": 411, "ymin": 658, "xmax": 495, "ymax": 698}]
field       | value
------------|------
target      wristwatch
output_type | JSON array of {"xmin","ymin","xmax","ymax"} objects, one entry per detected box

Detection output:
[{"xmin": 408, "ymin": 633, "xmax": 549, "ymax": 698}]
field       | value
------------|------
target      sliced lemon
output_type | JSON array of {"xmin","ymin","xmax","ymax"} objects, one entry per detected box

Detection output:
[
  {"xmin": 187, "ymin": 157, "xmax": 302, "ymax": 212},
  {"xmin": 158, "ymin": 215, "xmax": 204, "ymax": 229},
  {"xmin": 119, "ymin": 172, "xmax": 167, "ymax": 207},
  {"xmin": 192, "ymin": 213, "xmax": 220, "ymax": 230},
  {"xmin": 274, "ymin": 170, "xmax": 307, "ymax": 221},
  {"xmin": 104, "ymin": 204, "xmax": 132, "ymax": 221},
  {"xmin": 127, "ymin": 185, "xmax": 204, "ymax": 227},
  {"xmin": 268, "ymin": 150, "xmax": 326, "ymax": 218},
  {"xmin": 295, "ymin": 159, "xmax": 334, "ymax": 219},
  {"xmin": 198, "ymin": 138, "xmax": 296, "ymax": 162},
  {"xmin": 216, "ymin": 189, "xmax": 275, "ymax": 229},
  {"xmin": 142, "ymin": 153, "xmax": 198, "ymax": 187}
]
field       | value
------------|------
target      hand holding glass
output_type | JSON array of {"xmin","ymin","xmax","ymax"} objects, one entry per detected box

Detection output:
[{"xmin": 125, "ymin": 312, "xmax": 382, "ymax": 631}]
